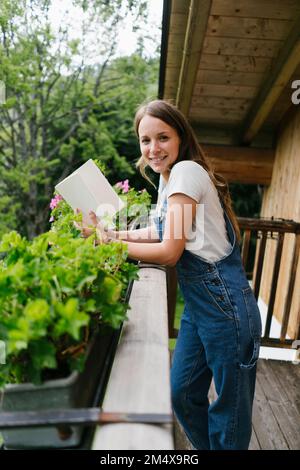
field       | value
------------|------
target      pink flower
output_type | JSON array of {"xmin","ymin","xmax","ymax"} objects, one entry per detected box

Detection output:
[
  {"xmin": 49, "ymin": 216, "xmax": 54, "ymax": 222},
  {"xmin": 115, "ymin": 180, "xmax": 130, "ymax": 194},
  {"xmin": 50, "ymin": 194, "xmax": 63, "ymax": 210},
  {"xmin": 122, "ymin": 179, "xmax": 129, "ymax": 194}
]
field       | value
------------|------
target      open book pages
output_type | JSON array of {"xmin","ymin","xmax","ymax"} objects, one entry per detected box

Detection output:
[{"xmin": 55, "ymin": 159, "xmax": 124, "ymax": 225}]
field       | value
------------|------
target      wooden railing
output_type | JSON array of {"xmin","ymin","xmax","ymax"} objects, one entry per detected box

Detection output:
[
  {"xmin": 239, "ymin": 217, "xmax": 300, "ymax": 348},
  {"xmin": 167, "ymin": 217, "xmax": 300, "ymax": 349},
  {"xmin": 92, "ymin": 264, "xmax": 174, "ymax": 450}
]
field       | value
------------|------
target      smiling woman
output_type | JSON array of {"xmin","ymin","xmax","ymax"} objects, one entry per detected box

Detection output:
[{"xmin": 77, "ymin": 99, "xmax": 262, "ymax": 450}]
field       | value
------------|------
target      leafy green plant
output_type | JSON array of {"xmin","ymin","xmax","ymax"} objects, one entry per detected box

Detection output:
[
  {"xmin": 49, "ymin": 163, "xmax": 152, "ymax": 233},
  {"xmin": 0, "ymin": 229, "xmax": 138, "ymax": 387},
  {"xmin": 0, "ymin": 155, "xmax": 155, "ymax": 388},
  {"xmin": 0, "ymin": 174, "xmax": 154, "ymax": 388},
  {"xmin": 114, "ymin": 179, "xmax": 152, "ymax": 230}
]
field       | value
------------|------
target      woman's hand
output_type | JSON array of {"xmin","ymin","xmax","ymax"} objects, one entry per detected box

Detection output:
[
  {"xmin": 74, "ymin": 209, "xmax": 110, "ymax": 244},
  {"xmin": 89, "ymin": 210, "xmax": 110, "ymax": 244},
  {"xmin": 73, "ymin": 209, "xmax": 93, "ymax": 238}
]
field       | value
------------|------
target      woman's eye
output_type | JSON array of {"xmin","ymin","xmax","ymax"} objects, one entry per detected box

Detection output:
[{"xmin": 159, "ymin": 136, "xmax": 168, "ymax": 141}]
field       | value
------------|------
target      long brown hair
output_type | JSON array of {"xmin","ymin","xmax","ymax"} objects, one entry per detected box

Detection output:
[{"xmin": 134, "ymin": 99, "xmax": 241, "ymax": 242}]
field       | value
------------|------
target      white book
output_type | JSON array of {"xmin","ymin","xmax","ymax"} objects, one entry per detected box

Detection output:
[{"xmin": 55, "ymin": 159, "xmax": 124, "ymax": 224}]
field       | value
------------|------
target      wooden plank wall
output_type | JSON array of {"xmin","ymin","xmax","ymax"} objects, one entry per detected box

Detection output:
[
  {"xmin": 259, "ymin": 108, "xmax": 300, "ymax": 339},
  {"xmin": 203, "ymin": 144, "xmax": 274, "ymax": 184},
  {"xmin": 188, "ymin": 0, "xmax": 300, "ymax": 124},
  {"xmin": 164, "ymin": 0, "xmax": 189, "ymax": 101},
  {"xmin": 164, "ymin": 0, "xmax": 300, "ymax": 130},
  {"xmin": 91, "ymin": 267, "xmax": 174, "ymax": 450}
]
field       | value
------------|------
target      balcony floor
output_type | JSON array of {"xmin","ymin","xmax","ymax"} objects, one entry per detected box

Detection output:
[{"xmin": 174, "ymin": 359, "xmax": 300, "ymax": 450}]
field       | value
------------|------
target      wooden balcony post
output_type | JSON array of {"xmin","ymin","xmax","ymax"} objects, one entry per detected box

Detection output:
[{"xmin": 166, "ymin": 266, "xmax": 178, "ymax": 338}]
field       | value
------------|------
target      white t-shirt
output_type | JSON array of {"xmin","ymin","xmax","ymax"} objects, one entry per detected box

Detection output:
[{"xmin": 156, "ymin": 160, "xmax": 232, "ymax": 262}]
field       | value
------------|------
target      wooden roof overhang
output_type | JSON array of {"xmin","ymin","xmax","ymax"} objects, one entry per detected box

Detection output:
[{"xmin": 158, "ymin": 0, "xmax": 300, "ymax": 184}]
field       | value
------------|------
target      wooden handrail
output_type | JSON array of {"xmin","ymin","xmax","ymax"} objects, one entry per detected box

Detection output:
[
  {"xmin": 238, "ymin": 217, "xmax": 300, "ymax": 233},
  {"xmin": 92, "ymin": 265, "xmax": 174, "ymax": 450}
]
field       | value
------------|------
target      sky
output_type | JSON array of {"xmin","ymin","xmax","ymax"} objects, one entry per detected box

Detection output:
[
  {"xmin": 48, "ymin": 0, "xmax": 163, "ymax": 59},
  {"xmin": 117, "ymin": 0, "xmax": 163, "ymax": 56}
]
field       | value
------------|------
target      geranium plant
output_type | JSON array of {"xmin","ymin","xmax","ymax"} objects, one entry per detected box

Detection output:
[
  {"xmin": 114, "ymin": 179, "xmax": 152, "ymax": 231},
  {"xmin": 0, "ymin": 229, "xmax": 138, "ymax": 388},
  {"xmin": 0, "ymin": 165, "xmax": 152, "ymax": 388}
]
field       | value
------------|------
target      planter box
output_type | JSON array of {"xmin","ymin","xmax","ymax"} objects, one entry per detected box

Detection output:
[{"xmin": 1, "ymin": 323, "xmax": 122, "ymax": 449}]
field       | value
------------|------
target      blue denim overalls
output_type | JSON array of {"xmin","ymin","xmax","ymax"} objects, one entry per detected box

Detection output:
[{"xmin": 154, "ymin": 198, "xmax": 262, "ymax": 450}]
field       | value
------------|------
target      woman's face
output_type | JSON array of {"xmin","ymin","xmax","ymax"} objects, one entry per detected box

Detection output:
[{"xmin": 138, "ymin": 115, "xmax": 180, "ymax": 180}]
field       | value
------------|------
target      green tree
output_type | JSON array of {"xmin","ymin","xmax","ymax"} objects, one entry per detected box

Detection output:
[{"xmin": 0, "ymin": 0, "xmax": 157, "ymax": 239}]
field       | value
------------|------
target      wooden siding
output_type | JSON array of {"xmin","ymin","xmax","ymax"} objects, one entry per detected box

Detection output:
[
  {"xmin": 199, "ymin": 53, "xmax": 273, "ymax": 73},
  {"xmin": 206, "ymin": 16, "xmax": 292, "ymax": 40},
  {"xmin": 203, "ymin": 144, "xmax": 274, "ymax": 184},
  {"xmin": 210, "ymin": 0, "xmax": 300, "ymax": 21},
  {"xmin": 265, "ymin": 63, "xmax": 300, "ymax": 127},
  {"xmin": 163, "ymin": 0, "xmax": 300, "ymax": 143},
  {"xmin": 260, "ymin": 108, "xmax": 300, "ymax": 339},
  {"xmin": 193, "ymin": 7, "xmax": 297, "ymax": 127}
]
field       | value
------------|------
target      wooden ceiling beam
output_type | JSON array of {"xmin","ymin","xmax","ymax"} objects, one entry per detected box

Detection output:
[
  {"xmin": 202, "ymin": 145, "xmax": 275, "ymax": 185},
  {"xmin": 241, "ymin": 14, "xmax": 300, "ymax": 144},
  {"xmin": 176, "ymin": 0, "xmax": 212, "ymax": 116}
]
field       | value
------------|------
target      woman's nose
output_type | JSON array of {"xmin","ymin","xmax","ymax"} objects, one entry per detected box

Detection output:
[{"xmin": 150, "ymin": 140, "xmax": 160, "ymax": 154}]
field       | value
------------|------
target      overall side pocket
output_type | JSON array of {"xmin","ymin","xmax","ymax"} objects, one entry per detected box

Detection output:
[{"xmin": 239, "ymin": 286, "xmax": 262, "ymax": 369}]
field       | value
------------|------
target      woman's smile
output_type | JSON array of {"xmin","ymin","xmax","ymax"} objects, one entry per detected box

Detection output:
[{"xmin": 150, "ymin": 155, "xmax": 168, "ymax": 164}]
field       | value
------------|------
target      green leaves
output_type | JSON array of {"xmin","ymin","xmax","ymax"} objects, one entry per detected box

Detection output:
[
  {"xmin": 0, "ymin": 231, "xmax": 25, "ymax": 253},
  {"xmin": 0, "ymin": 219, "xmax": 139, "ymax": 386},
  {"xmin": 54, "ymin": 299, "xmax": 89, "ymax": 341},
  {"xmin": 29, "ymin": 340, "xmax": 57, "ymax": 372},
  {"xmin": 100, "ymin": 277, "xmax": 122, "ymax": 304},
  {"xmin": 6, "ymin": 299, "xmax": 50, "ymax": 354},
  {"xmin": 114, "ymin": 185, "xmax": 152, "ymax": 230}
]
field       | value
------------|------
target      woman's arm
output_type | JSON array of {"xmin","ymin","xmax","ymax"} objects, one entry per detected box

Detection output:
[
  {"xmin": 74, "ymin": 211, "xmax": 160, "ymax": 243},
  {"xmin": 109, "ymin": 225, "xmax": 160, "ymax": 243},
  {"xmin": 119, "ymin": 193, "xmax": 197, "ymax": 266}
]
